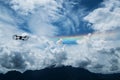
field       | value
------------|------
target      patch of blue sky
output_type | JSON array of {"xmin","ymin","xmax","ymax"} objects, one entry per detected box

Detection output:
[
  {"xmin": 17, "ymin": 22, "xmax": 32, "ymax": 33},
  {"xmin": 62, "ymin": 39, "xmax": 77, "ymax": 44},
  {"xmin": 52, "ymin": 0, "xmax": 103, "ymax": 37},
  {"xmin": 52, "ymin": 16, "xmax": 94, "ymax": 36},
  {"xmin": 80, "ymin": 0, "xmax": 104, "ymax": 11}
]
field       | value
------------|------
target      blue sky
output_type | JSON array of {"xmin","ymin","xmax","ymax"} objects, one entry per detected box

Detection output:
[{"xmin": 0, "ymin": 0, "xmax": 104, "ymax": 36}]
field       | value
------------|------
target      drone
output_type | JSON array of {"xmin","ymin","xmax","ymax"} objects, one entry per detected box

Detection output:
[{"xmin": 13, "ymin": 35, "xmax": 29, "ymax": 41}]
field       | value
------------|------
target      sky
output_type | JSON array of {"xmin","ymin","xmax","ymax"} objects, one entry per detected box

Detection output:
[{"xmin": 0, "ymin": 0, "xmax": 120, "ymax": 74}]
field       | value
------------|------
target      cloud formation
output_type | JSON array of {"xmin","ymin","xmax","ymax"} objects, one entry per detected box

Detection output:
[
  {"xmin": 0, "ymin": 0, "xmax": 120, "ymax": 74},
  {"xmin": 83, "ymin": 0, "xmax": 120, "ymax": 73},
  {"xmin": 10, "ymin": 0, "xmax": 55, "ymax": 15},
  {"xmin": 84, "ymin": 0, "xmax": 120, "ymax": 32}
]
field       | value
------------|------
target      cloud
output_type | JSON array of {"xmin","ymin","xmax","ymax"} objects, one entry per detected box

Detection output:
[
  {"xmin": 0, "ymin": 0, "xmax": 120, "ymax": 74},
  {"xmin": 9, "ymin": 0, "xmax": 55, "ymax": 15},
  {"xmin": 0, "ymin": 1, "xmax": 63, "ymax": 73},
  {"xmin": 84, "ymin": 0, "xmax": 120, "ymax": 32},
  {"xmin": 82, "ymin": 0, "xmax": 120, "ymax": 73},
  {"xmin": 0, "ymin": 4, "xmax": 66, "ymax": 73}
]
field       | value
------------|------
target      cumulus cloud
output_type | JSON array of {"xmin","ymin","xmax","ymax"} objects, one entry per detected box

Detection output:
[
  {"xmin": 0, "ymin": 36, "xmax": 66, "ymax": 73},
  {"xmin": 84, "ymin": 0, "xmax": 120, "ymax": 32},
  {"xmin": 0, "ymin": 0, "xmax": 120, "ymax": 74},
  {"xmin": 83, "ymin": 0, "xmax": 120, "ymax": 73},
  {"xmin": 0, "ymin": 0, "xmax": 67, "ymax": 74}
]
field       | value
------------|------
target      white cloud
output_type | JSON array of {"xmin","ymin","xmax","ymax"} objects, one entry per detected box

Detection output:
[
  {"xmin": 9, "ymin": 0, "xmax": 61, "ymax": 15},
  {"xmin": 84, "ymin": 0, "xmax": 120, "ymax": 32},
  {"xmin": 27, "ymin": 8, "xmax": 58, "ymax": 37},
  {"xmin": 0, "ymin": 3, "xmax": 64, "ymax": 73},
  {"xmin": 0, "ymin": 0, "xmax": 120, "ymax": 74},
  {"xmin": 82, "ymin": 0, "xmax": 120, "ymax": 73}
]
